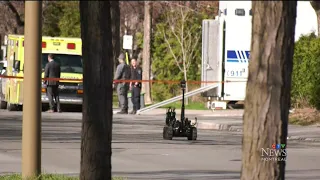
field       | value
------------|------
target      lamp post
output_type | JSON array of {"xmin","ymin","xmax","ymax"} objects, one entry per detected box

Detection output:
[{"xmin": 22, "ymin": 1, "xmax": 42, "ymax": 179}]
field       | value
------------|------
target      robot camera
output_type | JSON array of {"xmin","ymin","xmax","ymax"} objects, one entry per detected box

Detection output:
[{"xmin": 180, "ymin": 80, "xmax": 186, "ymax": 89}]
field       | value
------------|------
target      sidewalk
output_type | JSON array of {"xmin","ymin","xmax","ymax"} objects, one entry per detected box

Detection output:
[{"xmin": 195, "ymin": 115, "xmax": 320, "ymax": 142}]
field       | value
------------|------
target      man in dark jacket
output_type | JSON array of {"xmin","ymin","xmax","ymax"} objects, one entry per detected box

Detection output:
[
  {"xmin": 44, "ymin": 54, "xmax": 61, "ymax": 113},
  {"xmin": 129, "ymin": 58, "xmax": 142, "ymax": 114}
]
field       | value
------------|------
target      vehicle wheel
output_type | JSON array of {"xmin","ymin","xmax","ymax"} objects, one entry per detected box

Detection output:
[
  {"xmin": 7, "ymin": 102, "xmax": 17, "ymax": 111},
  {"xmin": 163, "ymin": 126, "xmax": 173, "ymax": 140},
  {"xmin": 0, "ymin": 100, "xmax": 7, "ymax": 109},
  {"xmin": 187, "ymin": 127, "xmax": 197, "ymax": 140}
]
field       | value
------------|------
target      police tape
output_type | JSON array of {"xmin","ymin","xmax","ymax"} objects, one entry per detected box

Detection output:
[{"xmin": 0, "ymin": 74, "xmax": 248, "ymax": 84}]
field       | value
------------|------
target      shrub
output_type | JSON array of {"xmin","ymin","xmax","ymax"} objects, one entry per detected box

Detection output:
[{"xmin": 291, "ymin": 32, "xmax": 320, "ymax": 109}]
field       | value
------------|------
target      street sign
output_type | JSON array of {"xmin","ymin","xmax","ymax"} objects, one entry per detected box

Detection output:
[{"xmin": 123, "ymin": 35, "xmax": 133, "ymax": 50}]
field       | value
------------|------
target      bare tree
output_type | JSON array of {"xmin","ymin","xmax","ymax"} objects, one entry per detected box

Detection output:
[
  {"xmin": 310, "ymin": 1, "xmax": 320, "ymax": 35},
  {"xmin": 142, "ymin": 1, "xmax": 152, "ymax": 104},
  {"xmin": 160, "ymin": 5, "xmax": 201, "ymax": 105},
  {"xmin": 42, "ymin": 1, "xmax": 50, "ymax": 24},
  {"xmin": 160, "ymin": 1, "xmax": 219, "ymax": 17},
  {"xmin": 0, "ymin": 1, "xmax": 60, "ymax": 38},
  {"xmin": 111, "ymin": 1, "xmax": 121, "ymax": 72},
  {"xmin": 119, "ymin": 1, "xmax": 144, "ymax": 36},
  {"xmin": 241, "ymin": 1, "xmax": 297, "ymax": 180},
  {"xmin": 0, "ymin": 1, "xmax": 25, "ymax": 36},
  {"xmin": 119, "ymin": 1, "xmax": 144, "ymax": 60},
  {"xmin": 79, "ymin": 1, "xmax": 114, "ymax": 179}
]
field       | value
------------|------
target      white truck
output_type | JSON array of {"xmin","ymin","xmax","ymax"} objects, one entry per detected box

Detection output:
[{"xmin": 201, "ymin": 1, "xmax": 318, "ymax": 110}]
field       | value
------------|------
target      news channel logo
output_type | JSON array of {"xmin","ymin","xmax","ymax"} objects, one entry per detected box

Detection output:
[
  {"xmin": 272, "ymin": 143, "xmax": 286, "ymax": 149},
  {"xmin": 261, "ymin": 143, "xmax": 287, "ymax": 162}
]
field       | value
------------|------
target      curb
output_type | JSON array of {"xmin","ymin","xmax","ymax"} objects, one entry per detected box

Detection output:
[
  {"xmin": 286, "ymin": 136, "xmax": 320, "ymax": 142},
  {"xmin": 197, "ymin": 122, "xmax": 231, "ymax": 131},
  {"xmin": 197, "ymin": 122, "xmax": 242, "ymax": 131},
  {"xmin": 197, "ymin": 122, "xmax": 320, "ymax": 142},
  {"xmin": 200, "ymin": 114, "xmax": 243, "ymax": 117}
]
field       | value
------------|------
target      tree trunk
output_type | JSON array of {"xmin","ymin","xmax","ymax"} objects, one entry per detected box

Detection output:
[
  {"xmin": 142, "ymin": 1, "xmax": 152, "ymax": 104},
  {"xmin": 79, "ymin": 2, "xmax": 113, "ymax": 180},
  {"xmin": 310, "ymin": 1, "xmax": 320, "ymax": 36},
  {"xmin": 241, "ymin": 2, "xmax": 297, "ymax": 180},
  {"xmin": 111, "ymin": 1, "xmax": 121, "ymax": 74}
]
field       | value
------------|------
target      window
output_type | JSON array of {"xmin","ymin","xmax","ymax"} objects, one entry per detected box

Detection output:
[
  {"xmin": 235, "ymin": 8, "xmax": 245, "ymax": 16},
  {"xmin": 42, "ymin": 54, "xmax": 83, "ymax": 74},
  {"xmin": 249, "ymin": 9, "xmax": 252, "ymax": 16}
]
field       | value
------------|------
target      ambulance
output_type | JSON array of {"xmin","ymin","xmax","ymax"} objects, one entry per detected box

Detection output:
[{"xmin": 0, "ymin": 34, "xmax": 83, "ymax": 111}]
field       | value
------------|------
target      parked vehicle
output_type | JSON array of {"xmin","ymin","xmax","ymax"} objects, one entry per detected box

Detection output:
[{"xmin": 0, "ymin": 34, "xmax": 83, "ymax": 111}]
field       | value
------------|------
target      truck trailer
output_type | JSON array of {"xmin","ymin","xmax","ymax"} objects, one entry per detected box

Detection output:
[{"xmin": 201, "ymin": 1, "xmax": 318, "ymax": 110}]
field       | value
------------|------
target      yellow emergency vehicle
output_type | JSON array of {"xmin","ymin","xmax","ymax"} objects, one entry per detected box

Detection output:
[{"xmin": 0, "ymin": 34, "xmax": 83, "ymax": 111}]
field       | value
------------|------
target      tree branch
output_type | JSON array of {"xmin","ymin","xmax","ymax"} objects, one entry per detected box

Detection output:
[
  {"xmin": 185, "ymin": 30, "xmax": 193, "ymax": 57},
  {"xmin": 4, "ymin": 1, "xmax": 24, "ymax": 26},
  {"xmin": 180, "ymin": 6, "xmax": 186, "ymax": 65},
  {"xmin": 166, "ymin": 10, "xmax": 183, "ymax": 49},
  {"xmin": 190, "ymin": 32, "xmax": 200, "ymax": 60},
  {"xmin": 186, "ymin": 34, "xmax": 200, "ymax": 71},
  {"xmin": 162, "ymin": 27, "xmax": 183, "ymax": 72},
  {"xmin": 311, "ymin": 1, "xmax": 320, "ymax": 12},
  {"xmin": 163, "ymin": 4, "xmax": 202, "ymax": 76},
  {"xmin": 180, "ymin": 7, "xmax": 194, "ymax": 73}
]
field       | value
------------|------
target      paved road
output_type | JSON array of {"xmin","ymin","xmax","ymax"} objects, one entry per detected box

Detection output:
[{"xmin": 0, "ymin": 110, "xmax": 320, "ymax": 179}]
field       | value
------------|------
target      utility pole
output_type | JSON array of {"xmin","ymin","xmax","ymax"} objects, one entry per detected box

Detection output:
[{"xmin": 22, "ymin": 1, "xmax": 42, "ymax": 179}]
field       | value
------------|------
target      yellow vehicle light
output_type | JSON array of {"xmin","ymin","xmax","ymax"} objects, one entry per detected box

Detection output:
[
  {"xmin": 77, "ymin": 89, "xmax": 83, "ymax": 94},
  {"xmin": 41, "ymin": 88, "xmax": 46, "ymax": 93}
]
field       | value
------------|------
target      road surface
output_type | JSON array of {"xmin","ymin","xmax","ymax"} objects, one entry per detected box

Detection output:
[{"xmin": 0, "ymin": 110, "xmax": 320, "ymax": 180}]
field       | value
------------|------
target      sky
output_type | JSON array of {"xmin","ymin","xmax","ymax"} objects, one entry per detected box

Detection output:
[{"xmin": 295, "ymin": 1, "xmax": 317, "ymax": 41}]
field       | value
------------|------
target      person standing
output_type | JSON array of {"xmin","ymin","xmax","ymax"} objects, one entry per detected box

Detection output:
[
  {"xmin": 129, "ymin": 58, "xmax": 142, "ymax": 114},
  {"xmin": 44, "ymin": 54, "xmax": 61, "ymax": 113},
  {"xmin": 0, "ymin": 56, "xmax": 7, "ymax": 75},
  {"xmin": 114, "ymin": 53, "xmax": 130, "ymax": 114}
]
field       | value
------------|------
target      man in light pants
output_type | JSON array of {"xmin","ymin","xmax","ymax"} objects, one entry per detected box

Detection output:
[{"xmin": 114, "ymin": 53, "xmax": 130, "ymax": 114}]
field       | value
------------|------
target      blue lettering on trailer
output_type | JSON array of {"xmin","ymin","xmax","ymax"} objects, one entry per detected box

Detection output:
[{"xmin": 226, "ymin": 50, "xmax": 250, "ymax": 63}]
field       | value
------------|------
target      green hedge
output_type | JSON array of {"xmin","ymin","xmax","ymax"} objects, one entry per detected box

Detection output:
[{"xmin": 291, "ymin": 32, "xmax": 320, "ymax": 109}]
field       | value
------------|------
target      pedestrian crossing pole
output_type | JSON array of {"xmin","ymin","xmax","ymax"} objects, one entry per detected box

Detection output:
[
  {"xmin": 22, "ymin": 1, "xmax": 42, "ymax": 179},
  {"xmin": 125, "ymin": 50, "xmax": 129, "ymax": 65}
]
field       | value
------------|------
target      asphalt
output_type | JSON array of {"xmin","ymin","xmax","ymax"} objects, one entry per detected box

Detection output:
[
  {"xmin": 0, "ymin": 109, "xmax": 319, "ymax": 179},
  {"xmin": 134, "ymin": 108, "xmax": 320, "ymax": 142}
]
